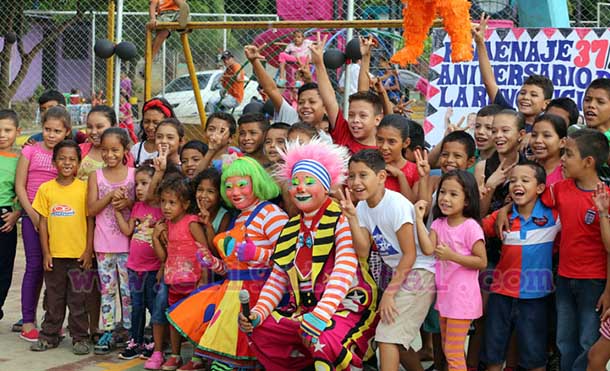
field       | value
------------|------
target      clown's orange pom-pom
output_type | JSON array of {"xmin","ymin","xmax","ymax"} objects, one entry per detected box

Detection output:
[{"xmin": 391, "ymin": 0, "xmax": 474, "ymax": 66}]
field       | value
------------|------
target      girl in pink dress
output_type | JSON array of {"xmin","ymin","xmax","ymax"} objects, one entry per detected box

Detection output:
[
  {"xmin": 151, "ymin": 172, "xmax": 212, "ymax": 371},
  {"xmin": 414, "ymin": 170, "xmax": 487, "ymax": 371}
]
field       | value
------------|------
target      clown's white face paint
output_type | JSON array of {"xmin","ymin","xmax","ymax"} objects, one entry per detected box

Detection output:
[{"xmin": 289, "ymin": 172, "xmax": 327, "ymax": 214}]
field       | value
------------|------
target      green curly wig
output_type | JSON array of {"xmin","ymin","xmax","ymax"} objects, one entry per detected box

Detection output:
[{"xmin": 220, "ymin": 156, "xmax": 280, "ymax": 208}]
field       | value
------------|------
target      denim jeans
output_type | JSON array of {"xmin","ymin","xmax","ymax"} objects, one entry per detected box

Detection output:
[
  {"xmin": 128, "ymin": 269, "xmax": 158, "ymax": 344},
  {"xmin": 556, "ymin": 276, "xmax": 606, "ymax": 371}
]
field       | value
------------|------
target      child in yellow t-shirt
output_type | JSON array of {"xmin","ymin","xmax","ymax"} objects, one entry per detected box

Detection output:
[{"xmin": 30, "ymin": 140, "xmax": 94, "ymax": 355}]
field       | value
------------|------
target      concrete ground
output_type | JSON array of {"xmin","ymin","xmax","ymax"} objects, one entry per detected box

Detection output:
[{"xmin": 0, "ymin": 233, "xmax": 198, "ymax": 371}]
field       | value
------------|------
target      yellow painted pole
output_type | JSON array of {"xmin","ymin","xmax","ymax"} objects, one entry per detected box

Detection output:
[
  {"xmin": 180, "ymin": 32, "xmax": 206, "ymax": 129},
  {"xmin": 155, "ymin": 19, "xmax": 443, "ymax": 31},
  {"xmin": 106, "ymin": 0, "xmax": 115, "ymax": 106},
  {"xmin": 144, "ymin": 28, "xmax": 153, "ymax": 101}
]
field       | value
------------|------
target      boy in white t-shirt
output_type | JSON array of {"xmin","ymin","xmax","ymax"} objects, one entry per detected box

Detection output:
[{"xmin": 339, "ymin": 149, "xmax": 435, "ymax": 371}]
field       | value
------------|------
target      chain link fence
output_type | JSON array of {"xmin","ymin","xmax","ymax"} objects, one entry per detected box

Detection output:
[{"xmin": 1, "ymin": 0, "xmax": 608, "ymax": 137}]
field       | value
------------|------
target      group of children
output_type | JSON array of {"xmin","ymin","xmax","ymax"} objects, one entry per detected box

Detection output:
[{"xmin": 1, "ymin": 20, "xmax": 610, "ymax": 371}]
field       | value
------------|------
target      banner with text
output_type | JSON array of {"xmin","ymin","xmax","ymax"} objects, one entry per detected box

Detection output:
[{"xmin": 424, "ymin": 27, "xmax": 610, "ymax": 146}]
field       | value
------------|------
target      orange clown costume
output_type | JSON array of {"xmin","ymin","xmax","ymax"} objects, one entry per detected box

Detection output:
[
  {"xmin": 167, "ymin": 156, "xmax": 288, "ymax": 369},
  {"xmin": 242, "ymin": 139, "xmax": 379, "ymax": 370},
  {"xmin": 391, "ymin": 0, "xmax": 473, "ymax": 66}
]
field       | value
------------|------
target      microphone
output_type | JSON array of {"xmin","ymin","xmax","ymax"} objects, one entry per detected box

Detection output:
[{"xmin": 239, "ymin": 289, "xmax": 251, "ymax": 320}]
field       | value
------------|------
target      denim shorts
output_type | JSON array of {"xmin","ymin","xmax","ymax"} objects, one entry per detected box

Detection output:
[
  {"xmin": 151, "ymin": 277, "xmax": 169, "ymax": 325},
  {"xmin": 482, "ymin": 293, "xmax": 549, "ymax": 369}
]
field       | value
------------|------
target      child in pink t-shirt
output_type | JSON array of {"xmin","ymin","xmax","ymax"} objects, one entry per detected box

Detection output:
[
  {"xmin": 87, "ymin": 128, "xmax": 135, "ymax": 354},
  {"xmin": 15, "ymin": 106, "xmax": 72, "ymax": 341},
  {"xmin": 415, "ymin": 170, "xmax": 487, "ymax": 371},
  {"xmin": 276, "ymin": 30, "xmax": 313, "ymax": 88},
  {"xmin": 114, "ymin": 164, "xmax": 163, "ymax": 359}
]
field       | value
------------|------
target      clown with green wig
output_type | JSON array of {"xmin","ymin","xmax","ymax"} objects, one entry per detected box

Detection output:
[{"xmin": 167, "ymin": 154, "xmax": 288, "ymax": 369}]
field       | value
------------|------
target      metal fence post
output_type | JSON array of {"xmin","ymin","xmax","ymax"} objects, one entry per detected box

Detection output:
[
  {"xmin": 343, "ymin": 0, "xmax": 355, "ymax": 118},
  {"xmin": 113, "ymin": 0, "xmax": 124, "ymax": 116}
]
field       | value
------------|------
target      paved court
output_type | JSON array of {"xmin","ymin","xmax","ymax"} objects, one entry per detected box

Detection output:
[{"xmin": 0, "ymin": 233, "xmax": 198, "ymax": 371}]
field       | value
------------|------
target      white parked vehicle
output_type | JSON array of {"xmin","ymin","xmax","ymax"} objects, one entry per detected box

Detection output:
[{"xmin": 160, "ymin": 70, "xmax": 261, "ymax": 119}]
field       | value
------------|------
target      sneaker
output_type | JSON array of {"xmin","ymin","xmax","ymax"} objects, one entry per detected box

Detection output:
[
  {"xmin": 276, "ymin": 78, "xmax": 287, "ymax": 88},
  {"xmin": 94, "ymin": 331, "xmax": 114, "ymax": 355},
  {"xmin": 144, "ymin": 351, "xmax": 165, "ymax": 370},
  {"xmin": 114, "ymin": 327, "xmax": 130, "ymax": 348},
  {"xmin": 178, "ymin": 359, "xmax": 206, "ymax": 371},
  {"xmin": 140, "ymin": 342, "xmax": 155, "ymax": 359},
  {"xmin": 161, "ymin": 355, "xmax": 183, "ymax": 371},
  {"xmin": 73, "ymin": 340, "xmax": 91, "ymax": 355},
  {"xmin": 11, "ymin": 319, "xmax": 23, "ymax": 332},
  {"xmin": 30, "ymin": 338, "xmax": 57, "ymax": 352},
  {"xmin": 119, "ymin": 339, "xmax": 141, "ymax": 360},
  {"xmin": 177, "ymin": 1, "xmax": 191, "ymax": 29},
  {"xmin": 20, "ymin": 328, "xmax": 39, "ymax": 342}
]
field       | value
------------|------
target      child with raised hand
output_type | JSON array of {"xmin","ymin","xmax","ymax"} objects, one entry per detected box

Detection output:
[
  {"xmin": 146, "ymin": 118, "xmax": 186, "ymax": 202},
  {"xmin": 87, "ymin": 128, "xmax": 135, "ymax": 354},
  {"xmin": 480, "ymin": 162, "xmax": 560, "ymax": 371},
  {"xmin": 131, "ymin": 98, "xmax": 176, "ymax": 167},
  {"xmin": 238, "ymin": 112, "xmax": 269, "ymax": 166},
  {"xmin": 15, "ymin": 105, "xmax": 72, "ymax": 342},
  {"xmin": 0, "ymin": 109, "xmax": 21, "ymax": 321},
  {"xmin": 542, "ymin": 129, "xmax": 610, "ymax": 370},
  {"xmin": 416, "ymin": 131, "xmax": 476, "ymax": 208},
  {"xmin": 414, "ymin": 170, "xmax": 487, "ymax": 371},
  {"xmin": 530, "ymin": 113, "xmax": 567, "ymax": 185},
  {"xmin": 473, "ymin": 104, "xmax": 503, "ymax": 163},
  {"xmin": 376, "ymin": 114, "xmax": 419, "ymax": 202},
  {"xmin": 30, "ymin": 140, "xmax": 93, "ymax": 355},
  {"xmin": 310, "ymin": 32, "xmax": 383, "ymax": 154},
  {"xmin": 244, "ymin": 44, "xmax": 326, "ymax": 127},
  {"xmin": 194, "ymin": 167, "xmax": 231, "ymax": 248},
  {"xmin": 475, "ymin": 109, "xmax": 526, "ymax": 217},
  {"xmin": 341, "ymin": 149, "xmax": 435, "ymax": 371},
  {"xmin": 474, "ymin": 13, "xmax": 553, "ymax": 133},
  {"xmin": 180, "ymin": 140, "xmax": 208, "ymax": 179},
  {"xmin": 198, "ymin": 112, "xmax": 237, "ymax": 173},
  {"xmin": 113, "ymin": 164, "xmax": 164, "ymax": 360},
  {"xmin": 151, "ymin": 172, "xmax": 211, "ymax": 371}
]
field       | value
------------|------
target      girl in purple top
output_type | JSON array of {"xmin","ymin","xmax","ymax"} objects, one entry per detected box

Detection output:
[
  {"xmin": 414, "ymin": 170, "xmax": 487, "ymax": 371},
  {"xmin": 87, "ymin": 128, "xmax": 135, "ymax": 354},
  {"xmin": 15, "ymin": 106, "xmax": 72, "ymax": 342}
]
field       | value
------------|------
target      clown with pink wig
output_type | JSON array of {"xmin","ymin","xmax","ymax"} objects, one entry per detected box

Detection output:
[{"xmin": 239, "ymin": 138, "xmax": 379, "ymax": 370}]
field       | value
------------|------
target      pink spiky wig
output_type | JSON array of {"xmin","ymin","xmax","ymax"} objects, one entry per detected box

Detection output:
[{"xmin": 276, "ymin": 137, "xmax": 350, "ymax": 190}]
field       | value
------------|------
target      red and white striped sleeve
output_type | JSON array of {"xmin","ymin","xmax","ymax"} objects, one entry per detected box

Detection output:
[
  {"xmin": 252, "ymin": 263, "xmax": 289, "ymax": 320},
  {"xmin": 311, "ymin": 214, "xmax": 357, "ymax": 323},
  {"xmin": 247, "ymin": 204, "xmax": 288, "ymax": 266}
]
